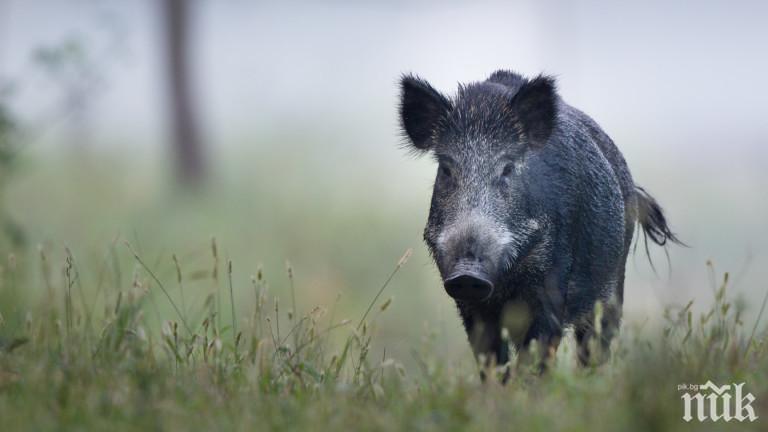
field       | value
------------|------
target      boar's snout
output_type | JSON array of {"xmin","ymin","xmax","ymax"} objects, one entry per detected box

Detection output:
[
  {"xmin": 436, "ymin": 212, "xmax": 511, "ymax": 301},
  {"xmin": 444, "ymin": 269, "xmax": 494, "ymax": 301}
]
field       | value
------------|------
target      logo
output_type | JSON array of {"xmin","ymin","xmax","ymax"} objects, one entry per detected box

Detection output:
[{"xmin": 678, "ymin": 381, "xmax": 758, "ymax": 422}]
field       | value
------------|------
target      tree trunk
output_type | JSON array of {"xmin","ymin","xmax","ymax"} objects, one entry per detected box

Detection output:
[{"xmin": 162, "ymin": 0, "xmax": 205, "ymax": 187}]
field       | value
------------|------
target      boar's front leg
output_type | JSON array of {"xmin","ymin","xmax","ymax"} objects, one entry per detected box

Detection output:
[
  {"xmin": 518, "ymin": 314, "xmax": 562, "ymax": 373},
  {"xmin": 518, "ymin": 272, "xmax": 566, "ymax": 372},
  {"xmin": 458, "ymin": 305, "xmax": 510, "ymax": 382}
]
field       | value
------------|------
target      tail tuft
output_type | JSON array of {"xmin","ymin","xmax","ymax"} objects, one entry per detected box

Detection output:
[{"xmin": 635, "ymin": 186, "xmax": 684, "ymax": 247}]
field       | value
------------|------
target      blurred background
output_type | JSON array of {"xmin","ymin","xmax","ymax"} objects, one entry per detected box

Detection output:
[{"xmin": 0, "ymin": 0, "xmax": 766, "ymax": 366}]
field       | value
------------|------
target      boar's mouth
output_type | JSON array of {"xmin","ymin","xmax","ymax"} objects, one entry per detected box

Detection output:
[{"xmin": 443, "ymin": 271, "xmax": 494, "ymax": 302}]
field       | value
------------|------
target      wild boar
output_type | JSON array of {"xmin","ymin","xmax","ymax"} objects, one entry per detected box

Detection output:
[{"xmin": 398, "ymin": 70, "xmax": 681, "ymax": 375}]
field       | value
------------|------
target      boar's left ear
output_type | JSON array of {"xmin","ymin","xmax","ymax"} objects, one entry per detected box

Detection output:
[
  {"xmin": 509, "ymin": 75, "xmax": 558, "ymax": 146},
  {"xmin": 399, "ymin": 74, "xmax": 452, "ymax": 152}
]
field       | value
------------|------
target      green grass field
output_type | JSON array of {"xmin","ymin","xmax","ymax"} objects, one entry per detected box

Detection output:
[
  {"xmin": 0, "ymin": 235, "xmax": 765, "ymax": 431},
  {"xmin": 0, "ymin": 153, "xmax": 766, "ymax": 431}
]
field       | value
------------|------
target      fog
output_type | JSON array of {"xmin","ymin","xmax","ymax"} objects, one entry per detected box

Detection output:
[{"xmin": 2, "ymin": 0, "xmax": 767, "ymax": 331}]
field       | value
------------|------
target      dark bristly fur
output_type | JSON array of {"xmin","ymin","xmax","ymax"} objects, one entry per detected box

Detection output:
[{"xmin": 397, "ymin": 69, "xmax": 682, "ymax": 377}]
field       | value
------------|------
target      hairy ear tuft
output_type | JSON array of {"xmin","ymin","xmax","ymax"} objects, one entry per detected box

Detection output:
[
  {"xmin": 399, "ymin": 74, "xmax": 452, "ymax": 151},
  {"xmin": 510, "ymin": 75, "xmax": 558, "ymax": 145}
]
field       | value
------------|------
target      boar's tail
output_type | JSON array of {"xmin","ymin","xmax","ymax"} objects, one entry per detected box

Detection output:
[
  {"xmin": 634, "ymin": 186, "xmax": 683, "ymax": 247},
  {"xmin": 633, "ymin": 187, "xmax": 685, "ymax": 270}
]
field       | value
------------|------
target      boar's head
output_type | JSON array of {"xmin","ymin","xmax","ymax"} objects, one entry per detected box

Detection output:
[{"xmin": 399, "ymin": 71, "xmax": 559, "ymax": 302}]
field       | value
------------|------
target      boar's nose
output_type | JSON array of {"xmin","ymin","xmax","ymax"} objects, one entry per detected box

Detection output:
[{"xmin": 443, "ymin": 272, "xmax": 494, "ymax": 302}]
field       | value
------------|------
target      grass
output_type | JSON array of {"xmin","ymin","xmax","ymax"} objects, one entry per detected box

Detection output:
[
  {"xmin": 0, "ymin": 144, "xmax": 765, "ymax": 431},
  {"xmin": 0, "ymin": 238, "xmax": 766, "ymax": 431}
]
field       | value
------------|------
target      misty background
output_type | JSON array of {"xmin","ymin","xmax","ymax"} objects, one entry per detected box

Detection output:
[{"xmin": 1, "ymin": 0, "xmax": 766, "ymax": 364}]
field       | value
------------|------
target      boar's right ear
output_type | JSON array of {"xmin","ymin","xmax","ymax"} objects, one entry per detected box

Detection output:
[{"xmin": 399, "ymin": 75, "xmax": 452, "ymax": 152}]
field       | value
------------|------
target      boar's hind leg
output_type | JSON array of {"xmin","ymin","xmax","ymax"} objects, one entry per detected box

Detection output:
[{"xmin": 574, "ymin": 299, "xmax": 621, "ymax": 366}]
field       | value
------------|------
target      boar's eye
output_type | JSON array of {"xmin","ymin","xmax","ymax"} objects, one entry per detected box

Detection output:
[{"xmin": 501, "ymin": 163, "xmax": 515, "ymax": 178}]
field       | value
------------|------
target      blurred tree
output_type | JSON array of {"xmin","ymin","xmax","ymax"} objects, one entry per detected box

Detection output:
[
  {"xmin": 0, "ymin": 86, "xmax": 26, "ymax": 248},
  {"xmin": 162, "ymin": 0, "xmax": 206, "ymax": 187}
]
